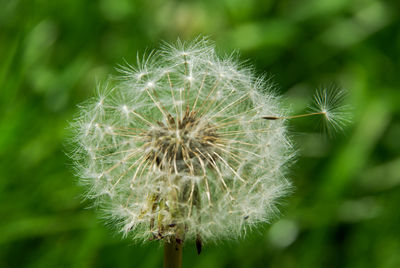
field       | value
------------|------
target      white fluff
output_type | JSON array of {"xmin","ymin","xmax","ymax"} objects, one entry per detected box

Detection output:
[{"xmin": 71, "ymin": 38, "xmax": 294, "ymax": 244}]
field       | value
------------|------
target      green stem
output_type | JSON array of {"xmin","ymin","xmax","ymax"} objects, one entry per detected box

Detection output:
[{"xmin": 164, "ymin": 238, "xmax": 182, "ymax": 268}]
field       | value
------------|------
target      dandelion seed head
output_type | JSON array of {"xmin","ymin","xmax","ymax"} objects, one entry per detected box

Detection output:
[{"xmin": 70, "ymin": 38, "xmax": 294, "ymax": 244}]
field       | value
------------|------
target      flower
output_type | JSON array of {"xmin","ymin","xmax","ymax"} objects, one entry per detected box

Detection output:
[{"xmin": 71, "ymin": 38, "xmax": 293, "ymax": 245}]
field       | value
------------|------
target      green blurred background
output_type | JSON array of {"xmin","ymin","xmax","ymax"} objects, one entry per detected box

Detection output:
[{"xmin": 1, "ymin": 0, "xmax": 400, "ymax": 267}]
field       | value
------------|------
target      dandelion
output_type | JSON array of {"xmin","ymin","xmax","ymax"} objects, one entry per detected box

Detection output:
[{"xmin": 70, "ymin": 38, "xmax": 294, "ymax": 266}]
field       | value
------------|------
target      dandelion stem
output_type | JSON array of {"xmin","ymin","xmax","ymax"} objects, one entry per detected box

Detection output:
[{"xmin": 164, "ymin": 238, "xmax": 182, "ymax": 268}]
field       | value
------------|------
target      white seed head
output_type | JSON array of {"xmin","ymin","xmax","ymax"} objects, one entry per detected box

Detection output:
[{"xmin": 71, "ymin": 38, "xmax": 294, "ymax": 244}]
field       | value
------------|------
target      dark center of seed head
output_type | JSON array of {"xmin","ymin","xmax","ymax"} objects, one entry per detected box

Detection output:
[{"xmin": 145, "ymin": 112, "xmax": 219, "ymax": 172}]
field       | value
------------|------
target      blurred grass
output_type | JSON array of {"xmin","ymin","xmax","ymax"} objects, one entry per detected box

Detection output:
[{"xmin": 1, "ymin": 0, "xmax": 400, "ymax": 267}]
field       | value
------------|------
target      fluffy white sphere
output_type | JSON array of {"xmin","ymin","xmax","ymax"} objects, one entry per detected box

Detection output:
[{"xmin": 71, "ymin": 38, "xmax": 294, "ymax": 244}]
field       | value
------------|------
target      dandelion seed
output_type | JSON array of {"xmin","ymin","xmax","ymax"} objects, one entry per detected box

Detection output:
[
  {"xmin": 310, "ymin": 87, "xmax": 351, "ymax": 135},
  {"xmin": 70, "ymin": 38, "xmax": 293, "ymax": 250},
  {"xmin": 263, "ymin": 87, "xmax": 350, "ymax": 137}
]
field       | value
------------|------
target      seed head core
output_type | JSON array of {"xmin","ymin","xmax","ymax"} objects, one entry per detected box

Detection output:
[{"xmin": 145, "ymin": 110, "xmax": 220, "ymax": 174}]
